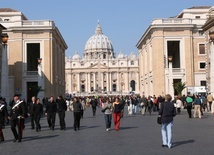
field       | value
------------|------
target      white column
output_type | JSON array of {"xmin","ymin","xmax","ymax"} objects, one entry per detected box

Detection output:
[
  {"xmin": 93, "ymin": 73, "xmax": 96, "ymax": 90},
  {"xmin": 85, "ymin": 73, "xmax": 88, "ymax": 93},
  {"xmin": 117, "ymin": 72, "xmax": 120, "ymax": 92},
  {"xmin": 109, "ymin": 72, "xmax": 112, "ymax": 92},
  {"xmin": 106, "ymin": 72, "xmax": 109, "ymax": 92},
  {"xmin": 210, "ymin": 42, "xmax": 214, "ymax": 95},
  {"xmin": 77, "ymin": 73, "xmax": 80, "ymax": 93},
  {"xmin": 101, "ymin": 72, "xmax": 104, "ymax": 90},
  {"xmin": 1, "ymin": 44, "xmax": 9, "ymax": 103},
  {"xmin": 127, "ymin": 72, "xmax": 130, "ymax": 92},
  {"xmin": 88, "ymin": 73, "xmax": 91, "ymax": 92}
]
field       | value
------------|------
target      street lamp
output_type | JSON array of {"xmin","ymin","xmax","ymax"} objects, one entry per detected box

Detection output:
[
  {"xmin": 168, "ymin": 56, "xmax": 174, "ymax": 96},
  {"xmin": 1, "ymin": 33, "xmax": 9, "ymax": 102}
]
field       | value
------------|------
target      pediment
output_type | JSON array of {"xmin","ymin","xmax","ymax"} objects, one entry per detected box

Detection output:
[{"xmin": 86, "ymin": 63, "xmax": 108, "ymax": 69}]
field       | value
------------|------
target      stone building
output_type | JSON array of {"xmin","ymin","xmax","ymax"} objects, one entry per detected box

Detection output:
[
  {"xmin": 202, "ymin": 6, "xmax": 214, "ymax": 95},
  {"xmin": 0, "ymin": 8, "xmax": 67, "ymax": 101},
  {"xmin": 65, "ymin": 23, "xmax": 139, "ymax": 96},
  {"xmin": 136, "ymin": 6, "xmax": 211, "ymax": 97}
]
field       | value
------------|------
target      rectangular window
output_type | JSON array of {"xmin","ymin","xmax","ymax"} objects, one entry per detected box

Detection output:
[
  {"xmin": 200, "ymin": 81, "xmax": 206, "ymax": 86},
  {"xmin": 199, "ymin": 44, "xmax": 205, "ymax": 54},
  {"xmin": 27, "ymin": 43, "xmax": 40, "ymax": 71},
  {"xmin": 199, "ymin": 62, "xmax": 206, "ymax": 69},
  {"xmin": 131, "ymin": 61, "xmax": 134, "ymax": 65},
  {"xmin": 195, "ymin": 16, "xmax": 200, "ymax": 19}
]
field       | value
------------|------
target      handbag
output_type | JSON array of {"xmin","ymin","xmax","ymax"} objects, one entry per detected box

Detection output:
[
  {"xmin": 101, "ymin": 106, "xmax": 108, "ymax": 113},
  {"xmin": 157, "ymin": 116, "xmax": 162, "ymax": 124}
]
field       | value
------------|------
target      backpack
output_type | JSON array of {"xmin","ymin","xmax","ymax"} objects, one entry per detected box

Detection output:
[{"xmin": 186, "ymin": 96, "xmax": 193, "ymax": 105}]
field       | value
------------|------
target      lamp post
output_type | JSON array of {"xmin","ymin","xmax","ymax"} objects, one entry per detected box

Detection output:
[
  {"xmin": 37, "ymin": 58, "xmax": 44, "ymax": 99},
  {"xmin": 1, "ymin": 33, "xmax": 9, "ymax": 102},
  {"xmin": 168, "ymin": 56, "xmax": 174, "ymax": 96}
]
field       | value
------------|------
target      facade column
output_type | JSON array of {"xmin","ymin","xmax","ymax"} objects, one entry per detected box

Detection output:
[
  {"xmin": 117, "ymin": 72, "xmax": 120, "ymax": 92},
  {"xmin": 109, "ymin": 72, "xmax": 112, "ymax": 92},
  {"xmin": 85, "ymin": 73, "xmax": 88, "ymax": 93},
  {"xmin": 68, "ymin": 73, "xmax": 72, "ymax": 93},
  {"xmin": 210, "ymin": 42, "xmax": 214, "ymax": 95},
  {"xmin": 88, "ymin": 73, "xmax": 91, "ymax": 92},
  {"xmin": 1, "ymin": 43, "xmax": 9, "ymax": 103},
  {"xmin": 136, "ymin": 72, "xmax": 139, "ymax": 94},
  {"xmin": 106, "ymin": 72, "xmax": 109, "ymax": 92},
  {"xmin": 101, "ymin": 72, "xmax": 104, "ymax": 90},
  {"xmin": 77, "ymin": 73, "xmax": 80, "ymax": 94},
  {"xmin": 127, "ymin": 71, "xmax": 130, "ymax": 92},
  {"xmin": 94, "ymin": 73, "xmax": 96, "ymax": 90}
]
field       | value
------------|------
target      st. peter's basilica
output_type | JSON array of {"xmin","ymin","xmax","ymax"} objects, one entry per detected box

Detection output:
[{"xmin": 65, "ymin": 23, "xmax": 139, "ymax": 96}]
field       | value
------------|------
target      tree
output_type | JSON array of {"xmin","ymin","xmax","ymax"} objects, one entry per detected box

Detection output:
[
  {"xmin": 173, "ymin": 82, "xmax": 186, "ymax": 97},
  {"xmin": 30, "ymin": 85, "xmax": 44, "ymax": 97}
]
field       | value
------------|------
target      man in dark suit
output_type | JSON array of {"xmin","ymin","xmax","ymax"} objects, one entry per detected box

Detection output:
[
  {"xmin": 56, "ymin": 95, "xmax": 67, "ymax": 130},
  {"xmin": 28, "ymin": 96, "xmax": 36, "ymax": 129},
  {"xmin": 9, "ymin": 94, "xmax": 26, "ymax": 142},
  {"xmin": 90, "ymin": 96, "xmax": 98, "ymax": 116},
  {"xmin": 0, "ymin": 97, "xmax": 8, "ymax": 142},
  {"xmin": 45, "ymin": 96, "xmax": 57, "ymax": 131}
]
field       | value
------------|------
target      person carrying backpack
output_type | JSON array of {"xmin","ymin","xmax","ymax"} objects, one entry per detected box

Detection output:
[{"xmin": 186, "ymin": 94, "xmax": 193, "ymax": 118}]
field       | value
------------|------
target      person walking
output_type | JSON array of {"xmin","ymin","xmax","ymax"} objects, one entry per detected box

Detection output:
[
  {"xmin": 207, "ymin": 93, "xmax": 213, "ymax": 112},
  {"xmin": 9, "ymin": 94, "xmax": 26, "ymax": 142},
  {"xmin": 102, "ymin": 98, "xmax": 112, "ymax": 131},
  {"xmin": 79, "ymin": 98, "xmax": 86, "ymax": 118},
  {"xmin": 175, "ymin": 96, "xmax": 183, "ymax": 115},
  {"xmin": 45, "ymin": 96, "xmax": 57, "ymax": 131},
  {"xmin": 56, "ymin": 95, "xmax": 67, "ymax": 130},
  {"xmin": 73, "ymin": 97, "xmax": 82, "ymax": 131},
  {"xmin": 28, "ymin": 96, "xmax": 36, "ymax": 130},
  {"xmin": 113, "ymin": 97, "xmax": 122, "ymax": 131},
  {"xmin": 0, "ymin": 97, "xmax": 8, "ymax": 142},
  {"xmin": 90, "ymin": 96, "xmax": 98, "ymax": 116},
  {"xmin": 159, "ymin": 94, "xmax": 176, "ymax": 149},
  {"xmin": 186, "ymin": 94, "xmax": 193, "ymax": 118},
  {"xmin": 147, "ymin": 96, "xmax": 153, "ymax": 116},
  {"xmin": 193, "ymin": 95, "xmax": 202, "ymax": 119},
  {"xmin": 33, "ymin": 98, "xmax": 43, "ymax": 132},
  {"xmin": 141, "ymin": 95, "xmax": 148, "ymax": 115}
]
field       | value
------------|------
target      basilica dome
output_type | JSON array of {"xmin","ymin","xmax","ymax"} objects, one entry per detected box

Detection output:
[
  {"xmin": 72, "ymin": 51, "xmax": 81, "ymax": 60},
  {"xmin": 84, "ymin": 23, "xmax": 115, "ymax": 59}
]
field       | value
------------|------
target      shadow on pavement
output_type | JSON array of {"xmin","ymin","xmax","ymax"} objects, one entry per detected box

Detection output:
[
  {"xmin": 119, "ymin": 126, "xmax": 138, "ymax": 130},
  {"xmin": 173, "ymin": 139, "xmax": 195, "ymax": 148},
  {"xmin": 22, "ymin": 135, "xmax": 59, "ymax": 142}
]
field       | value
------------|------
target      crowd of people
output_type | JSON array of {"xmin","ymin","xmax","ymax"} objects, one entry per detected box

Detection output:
[{"xmin": 0, "ymin": 92, "xmax": 213, "ymax": 148}]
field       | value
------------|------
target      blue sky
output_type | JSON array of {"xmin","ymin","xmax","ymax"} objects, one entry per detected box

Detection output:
[{"xmin": 1, "ymin": 0, "xmax": 213, "ymax": 57}]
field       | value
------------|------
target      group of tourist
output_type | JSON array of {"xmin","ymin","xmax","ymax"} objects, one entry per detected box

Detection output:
[{"xmin": 0, "ymin": 92, "xmax": 213, "ymax": 149}]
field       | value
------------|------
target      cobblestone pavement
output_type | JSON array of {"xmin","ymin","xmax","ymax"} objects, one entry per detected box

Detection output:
[{"xmin": 1, "ymin": 106, "xmax": 214, "ymax": 155}]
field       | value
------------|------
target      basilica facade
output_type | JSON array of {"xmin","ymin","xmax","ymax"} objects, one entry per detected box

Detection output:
[{"xmin": 65, "ymin": 23, "xmax": 139, "ymax": 96}]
